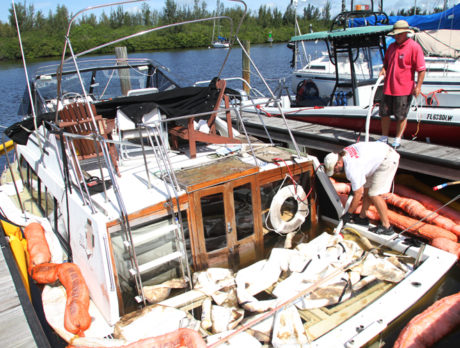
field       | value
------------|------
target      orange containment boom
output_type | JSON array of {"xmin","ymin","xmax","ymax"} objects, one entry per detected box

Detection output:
[
  {"xmin": 57, "ymin": 263, "xmax": 91, "ymax": 336},
  {"xmin": 22, "ymin": 222, "xmax": 92, "ymax": 337},
  {"xmin": 393, "ymin": 291, "xmax": 460, "ymax": 348},
  {"xmin": 67, "ymin": 328, "xmax": 207, "ymax": 348},
  {"xmin": 24, "ymin": 222, "xmax": 51, "ymax": 273}
]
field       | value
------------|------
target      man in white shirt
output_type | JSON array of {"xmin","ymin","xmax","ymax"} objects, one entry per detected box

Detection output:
[{"xmin": 324, "ymin": 141, "xmax": 400, "ymax": 235}]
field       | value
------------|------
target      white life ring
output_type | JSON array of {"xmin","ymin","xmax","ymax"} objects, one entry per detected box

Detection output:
[{"xmin": 269, "ymin": 185, "xmax": 309, "ymax": 233}]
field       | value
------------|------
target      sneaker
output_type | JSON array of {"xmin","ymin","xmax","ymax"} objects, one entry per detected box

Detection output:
[
  {"xmin": 391, "ymin": 141, "xmax": 401, "ymax": 150},
  {"xmin": 369, "ymin": 224, "xmax": 395, "ymax": 235},
  {"xmin": 351, "ymin": 214, "xmax": 369, "ymax": 226},
  {"xmin": 377, "ymin": 137, "xmax": 388, "ymax": 144}
]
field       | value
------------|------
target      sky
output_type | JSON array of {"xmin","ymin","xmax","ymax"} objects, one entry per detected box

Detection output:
[{"xmin": 1, "ymin": 0, "xmax": 458, "ymax": 24}]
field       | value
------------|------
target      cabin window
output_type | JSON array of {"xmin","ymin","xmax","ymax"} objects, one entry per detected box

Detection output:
[
  {"xmin": 235, "ymin": 182, "xmax": 254, "ymax": 241},
  {"xmin": 17, "ymin": 157, "xmax": 64, "ymax": 246},
  {"xmin": 18, "ymin": 158, "xmax": 56, "ymax": 222},
  {"xmin": 201, "ymin": 192, "xmax": 226, "ymax": 252},
  {"xmin": 309, "ymin": 65, "xmax": 326, "ymax": 70}
]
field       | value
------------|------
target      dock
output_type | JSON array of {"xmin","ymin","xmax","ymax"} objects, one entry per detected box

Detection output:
[
  {"xmin": 237, "ymin": 112, "xmax": 460, "ymax": 180},
  {"xmin": 0, "ymin": 232, "xmax": 51, "ymax": 347}
]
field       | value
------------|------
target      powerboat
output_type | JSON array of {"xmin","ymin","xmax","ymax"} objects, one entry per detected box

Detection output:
[
  {"xmin": 290, "ymin": 4, "xmax": 460, "ymax": 97},
  {"xmin": 0, "ymin": 1, "xmax": 457, "ymax": 347},
  {"xmin": 249, "ymin": 7, "xmax": 460, "ymax": 147}
]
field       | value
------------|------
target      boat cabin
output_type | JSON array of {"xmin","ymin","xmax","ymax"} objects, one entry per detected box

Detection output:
[{"xmin": 7, "ymin": 70, "xmax": 321, "ymax": 323}]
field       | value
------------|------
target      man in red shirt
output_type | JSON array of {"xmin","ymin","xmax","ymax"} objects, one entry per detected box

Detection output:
[{"xmin": 378, "ymin": 20, "xmax": 426, "ymax": 149}]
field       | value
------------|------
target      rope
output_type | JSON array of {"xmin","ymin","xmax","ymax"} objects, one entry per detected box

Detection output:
[
  {"xmin": 272, "ymin": 157, "xmax": 313, "ymax": 202},
  {"xmin": 411, "ymin": 89, "xmax": 448, "ymax": 140},
  {"xmin": 421, "ymin": 88, "xmax": 447, "ymax": 106}
]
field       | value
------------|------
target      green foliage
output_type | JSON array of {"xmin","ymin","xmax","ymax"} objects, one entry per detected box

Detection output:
[{"xmin": 0, "ymin": 1, "xmax": 446, "ymax": 62}]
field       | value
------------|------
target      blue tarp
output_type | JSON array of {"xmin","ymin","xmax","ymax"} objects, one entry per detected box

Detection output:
[
  {"xmin": 217, "ymin": 36, "xmax": 227, "ymax": 41},
  {"xmin": 350, "ymin": 5, "xmax": 460, "ymax": 30}
]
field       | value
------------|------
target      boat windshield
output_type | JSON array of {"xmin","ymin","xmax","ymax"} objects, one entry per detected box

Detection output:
[{"xmin": 30, "ymin": 58, "xmax": 179, "ymax": 113}]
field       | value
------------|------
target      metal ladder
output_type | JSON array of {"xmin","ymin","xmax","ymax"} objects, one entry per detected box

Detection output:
[{"xmin": 127, "ymin": 115, "xmax": 193, "ymax": 304}]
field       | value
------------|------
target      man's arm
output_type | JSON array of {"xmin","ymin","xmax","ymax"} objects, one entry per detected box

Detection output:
[
  {"xmin": 347, "ymin": 186, "xmax": 363, "ymax": 214},
  {"xmin": 413, "ymin": 70, "xmax": 426, "ymax": 97},
  {"xmin": 379, "ymin": 67, "xmax": 386, "ymax": 78}
]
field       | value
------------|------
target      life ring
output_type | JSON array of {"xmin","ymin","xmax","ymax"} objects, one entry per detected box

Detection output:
[{"xmin": 269, "ymin": 185, "xmax": 309, "ymax": 233}]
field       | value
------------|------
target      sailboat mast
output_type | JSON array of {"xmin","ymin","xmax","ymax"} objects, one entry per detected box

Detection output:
[{"xmin": 212, "ymin": 17, "xmax": 216, "ymax": 43}]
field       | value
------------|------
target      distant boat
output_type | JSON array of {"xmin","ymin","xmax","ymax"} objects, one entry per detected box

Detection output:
[
  {"xmin": 211, "ymin": 14, "xmax": 230, "ymax": 48},
  {"xmin": 211, "ymin": 37, "xmax": 230, "ymax": 48}
]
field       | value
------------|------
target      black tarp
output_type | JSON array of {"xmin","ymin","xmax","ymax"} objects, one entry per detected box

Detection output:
[
  {"xmin": 5, "ymin": 78, "xmax": 226, "ymax": 144},
  {"xmin": 5, "ymin": 113, "xmax": 55, "ymax": 145},
  {"xmin": 95, "ymin": 77, "xmax": 221, "ymax": 124}
]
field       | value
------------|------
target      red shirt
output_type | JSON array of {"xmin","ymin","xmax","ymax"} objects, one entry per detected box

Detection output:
[{"xmin": 383, "ymin": 38, "xmax": 426, "ymax": 96}]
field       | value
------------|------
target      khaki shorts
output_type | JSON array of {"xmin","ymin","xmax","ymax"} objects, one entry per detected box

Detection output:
[
  {"xmin": 379, "ymin": 95, "xmax": 412, "ymax": 121},
  {"xmin": 365, "ymin": 148, "xmax": 400, "ymax": 196}
]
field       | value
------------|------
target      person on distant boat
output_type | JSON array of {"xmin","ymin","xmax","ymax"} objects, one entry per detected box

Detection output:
[
  {"xmin": 324, "ymin": 141, "xmax": 400, "ymax": 235},
  {"xmin": 378, "ymin": 20, "xmax": 426, "ymax": 149}
]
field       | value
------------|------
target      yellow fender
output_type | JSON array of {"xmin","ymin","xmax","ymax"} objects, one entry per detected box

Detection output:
[
  {"xmin": 1, "ymin": 221, "xmax": 30, "ymax": 300},
  {"xmin": 0, "ymin": 140, "xmax": 14, "ymax": 154}
]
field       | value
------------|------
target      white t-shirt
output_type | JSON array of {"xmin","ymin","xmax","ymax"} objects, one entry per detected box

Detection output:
[{"xmin": 342, "ymin": 142, "xmax": 389, "ymax": 191}]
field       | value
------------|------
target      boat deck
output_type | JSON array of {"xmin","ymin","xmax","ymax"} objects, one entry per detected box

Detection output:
[
  {"xmin": 0, "ymin": 232, "xmax": 50, "ymax": 347},
  {"xmin": 237, "ymin": 112, "xmax": 460, "ymax": 180}
]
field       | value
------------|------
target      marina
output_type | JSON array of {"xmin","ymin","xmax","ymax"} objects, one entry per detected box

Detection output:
[{"xmin": 0, "ymin": 0, "xmax": 459, "ymax": 347}]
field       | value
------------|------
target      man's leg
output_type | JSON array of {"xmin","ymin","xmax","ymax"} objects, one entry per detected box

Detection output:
[
  {"xmin": 359, "ymin": 188, "xmax": 371, "ymax": 219},
  {"xmin": 393, "ymin": 96, "xmax": 411, "ymax": 145},
  {"xmin": 369, "ymin": 194, "xmax": 390, "ymax": 228},
  {"xmin": 395, "ymin": 118, "xmax": 408, "ymax": 139},
  {"xmin": 381, "ymin": 116, "xmax": 391, "ymax": 137}
]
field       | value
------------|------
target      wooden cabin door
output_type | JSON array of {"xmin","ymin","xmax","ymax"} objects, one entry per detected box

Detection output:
[{"xmin": 189, "ymin": 174, "xmax": 263, "ymax": 271}]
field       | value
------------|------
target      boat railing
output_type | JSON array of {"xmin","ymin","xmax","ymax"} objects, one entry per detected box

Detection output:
[
  {"xmin": 193, "ymin": 77, "xmax": 266, "ymax": 98},
  {"xmin": 48, "ymin": 110, "xmax": 194, "ymax": 305}
]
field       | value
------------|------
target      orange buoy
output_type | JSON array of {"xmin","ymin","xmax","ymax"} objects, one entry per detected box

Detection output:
[{"xmin": 393, "ymin": 291, "xmax": 460, "ymax": 348}]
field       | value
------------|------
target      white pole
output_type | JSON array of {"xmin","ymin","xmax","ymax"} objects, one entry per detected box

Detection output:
[{"xmin": 365, "ymin": 75, "xmax": 384, "ymax": 142}]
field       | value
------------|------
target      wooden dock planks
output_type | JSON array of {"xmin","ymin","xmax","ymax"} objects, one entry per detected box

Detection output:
[
  {"xmin": 0, "ymin": 246, "xmax": 38, "ymax": 347},
  {"xmin": 237, "ymin": 112, "xmax": 460, "ymax": 180}
]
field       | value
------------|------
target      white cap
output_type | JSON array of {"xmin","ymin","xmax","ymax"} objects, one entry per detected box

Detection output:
[{"xmin": 324, "ymin": 152, "xmax": 339, "ymax": 176}]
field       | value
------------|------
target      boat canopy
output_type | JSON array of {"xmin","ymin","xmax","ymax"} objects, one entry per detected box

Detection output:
[
  {"xmin": 350, "ymin": 4, "xmax": 460, "ymax": 30},
  {"xmin": 290, "ymin": 25, "xmax": 392, "ymax": 42},
  {"xmin": 414, "ymin": 30, "xmax": 460, "ymax": 58}
]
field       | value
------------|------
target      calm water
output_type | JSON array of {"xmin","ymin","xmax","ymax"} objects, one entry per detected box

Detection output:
[
  {"xmin": 0, "ymin": 43, "xmax": 458, "ymax": 345},
  {"xmin": 0, "ymin": 42, "xmax": 296, "ymax": 168}
]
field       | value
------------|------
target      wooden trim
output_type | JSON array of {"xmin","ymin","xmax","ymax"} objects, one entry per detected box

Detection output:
[
  {"xmin": 189, "ymin": 174, "xmax": 263, "ymax": 271},
  {"xmin": 183, "ymin": 167, "xmax": 259, "ymax": 192},
  {"xmin": 258, "ymin": 160, "xmax": 313, "ymax": 185},
  {"xmin": 106, "ymin": 195, "xmax": 189, "ymax": 231}
]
